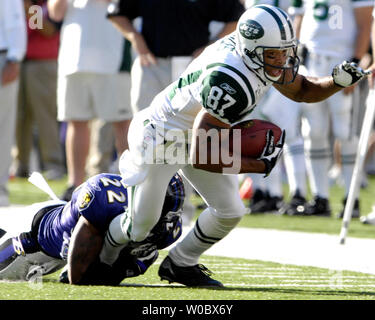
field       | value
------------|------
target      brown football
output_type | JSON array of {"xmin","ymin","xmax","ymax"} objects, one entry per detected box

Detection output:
[{"xmin": 229, "ymin": 119, "xmax": 282, "ymax": 158}]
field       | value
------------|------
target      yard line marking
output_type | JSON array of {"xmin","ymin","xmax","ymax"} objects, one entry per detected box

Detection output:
[
  {"xmin": 224, "ymin": 283, "xmax": 375, "ymax": 288},
  {"xmin": 281, "ymin": 279, "xmax": 375, "ymax": 283},
  {"xmin": 242, "ymin": 274, "xmax": 375, "ymax": 279}
]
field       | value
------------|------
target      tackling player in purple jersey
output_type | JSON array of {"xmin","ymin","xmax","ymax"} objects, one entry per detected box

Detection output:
[{"xmin": 0, "ymin": 173, "xmax": 184, "ymax": 285}]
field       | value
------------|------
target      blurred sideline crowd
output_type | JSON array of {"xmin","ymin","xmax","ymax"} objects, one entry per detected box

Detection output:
[{"xmin": 1, "ymin": 0, "xmax": 375, "ymax": 226}]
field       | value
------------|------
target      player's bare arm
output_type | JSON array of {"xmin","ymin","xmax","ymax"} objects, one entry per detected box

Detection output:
[
  {"xmin": 274, "ymin": 73, "xmax": 341, "ymax": 103},
  {"xmin": 67, "ymin": 216, "xmax": 103, "ymax": 284},
  {"xmin": 190, "ymin": 108, "xmax": 267, "ymax": 174},
  {"xmin": 274, "ymin": 66, "xmax": 370, "ymax": 103}
]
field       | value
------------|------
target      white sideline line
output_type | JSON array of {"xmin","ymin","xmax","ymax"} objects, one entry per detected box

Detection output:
[{"xmin": 216, "ymin": 268, "xmax": 302, "ymax": 272}]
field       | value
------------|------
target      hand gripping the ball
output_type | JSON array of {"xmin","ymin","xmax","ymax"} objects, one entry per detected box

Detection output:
[
  {"xmin": 258, "ymin": 129, "xmax": 285, "ymax": 177},
  {"xmin": 332, "ymin": 61, "xmax": 371, "ymax": 88}
]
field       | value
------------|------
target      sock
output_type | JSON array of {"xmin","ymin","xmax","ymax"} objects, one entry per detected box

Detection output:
[
  {"xmin": 168, "ymin": 207, "xmax": 241, "ymax": 266},
  {"xmin": 284, "ymin": 139, "xmax": 307, "ymax": 197},
  {"xmin": 265, "ymin": 164, "xmax": 282, "ymax": 197},
  {"xmin": 99, "ymin": 212, "xmax": 131, "ymax": 266},
  {"xmin": 305, "ymin": 141, "xmax": 331, "ymax": 199},
  {"xmin": 247, "ymin": 173, "xmax": 265, "ymax": 192}
]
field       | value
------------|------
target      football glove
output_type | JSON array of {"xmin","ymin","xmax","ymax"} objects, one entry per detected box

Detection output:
[
  {"xmin": 259, "ymin": 129, "xmax": 276, "ymax": 158},
  {"xmin": 332, "ymin": 61, "xmax": 371, "ymax": 88},
  {"xmin": 258, "ymin": 129, "xmax": 285, "ymax": 177}
]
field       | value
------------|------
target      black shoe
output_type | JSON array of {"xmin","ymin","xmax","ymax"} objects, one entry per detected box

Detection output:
[
  {"xmin": 279, "ymin": 191, "xmax": 307, "ymax": 216},
  {"xmin": 338, "ymin": 198, "xmax": 360, "ymax": 219},
  {"xmin": 304, "ymin": 196, "xmax": 331, "ymax": 217},
  {"xmin": 248, "ymin": 189, "xmax": 265, "ymax": 213},
  {"xmin": 14, "ymin": 167, "xmax": 29, "ymax": 178},
  {"xmin": 158, "ymin": 256, "xmax": 223, "ymax": 287},
  {"xmin": 250, "ymin": 191, "xmax": 283, "ymax": 214},
  {"xmin": 61, "ymin": 185, "xmax": 77, "ymax": 201},
  {"xmin": 250, "ymin": 197, "xmax": 284, "ymax": 213},
  {"xmin": 248, "ymin": 189, "xmax": 265, "ymax": 210}
]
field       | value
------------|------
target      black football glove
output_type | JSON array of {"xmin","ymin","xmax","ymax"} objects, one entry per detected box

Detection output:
[
  {"xmin": 332, "ymin": 61, "xmax": 371, "ymax": 88},
  {"xmin": 259, "ymin": 129, "xmax": 276, "ymax": 158},
  {"xmin": 258, "ymin": 129, "xmax": 285, "ymax": 177}
]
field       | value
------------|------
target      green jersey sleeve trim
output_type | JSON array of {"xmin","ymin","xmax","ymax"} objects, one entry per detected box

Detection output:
[{"xmin": 168, "ymin": 70, "xmax": 203, "ymax": 100}]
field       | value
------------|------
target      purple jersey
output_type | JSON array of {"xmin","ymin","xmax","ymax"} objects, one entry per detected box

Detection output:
[{"xmin": 38, "ymin": 174, "xmax": 127, "ymax": 259}]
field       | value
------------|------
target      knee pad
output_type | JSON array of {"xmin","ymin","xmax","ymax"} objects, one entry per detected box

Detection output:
[
  {"xmin": 304, "ymin": 129, "xmax": 328, "ymax": 148},
  {"xmin": 339, "ymin": 136, "xmax": 359, "ymax": 165},
  {"xmin": 130, "ymin": 214, "xmax": 160, "ymax": 243},
  {"xmin": 333, "ymin": 126, "xmax": 351, "ymax": 142},
  {"xmin": 301, "ymin": 111, "xmax": 329, "ymax": 143},
  {"xmin": 199, "ymin": 207, "xmax": 242, "ymax": 235}
]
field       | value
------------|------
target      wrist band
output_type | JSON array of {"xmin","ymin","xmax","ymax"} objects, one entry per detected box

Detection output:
[
  {"xmin": 350, "ymin": 57, "xmax": 360, "ymax": 64},
  {"xmin": 262, "ymin": 159, "xmax": 271, "ymax": 174}
]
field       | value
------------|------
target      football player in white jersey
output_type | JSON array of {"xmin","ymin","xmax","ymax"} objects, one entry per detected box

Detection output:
[
  {"xmin": 243, "ymin": 0, "xmax": 309, "ymax": 216},
  {"xmin": 292, "ymin": 0, "xmax": 373, "ymax": 217},
  {"xmin": 100, "ymin": 5, "xmax": 370, "ymax": 287}
]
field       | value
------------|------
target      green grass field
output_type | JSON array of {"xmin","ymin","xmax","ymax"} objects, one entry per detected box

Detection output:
[
  {"xmin": 2, "ymin": 175, "xmax": 375, "ymax": 301},
  {"xmin": 2, "ymin": 253, "xmax": 375, "ymax": 300}
]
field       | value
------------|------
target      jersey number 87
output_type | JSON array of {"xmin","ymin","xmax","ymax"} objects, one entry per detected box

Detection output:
[{"xmin": 206, "ymin": 86, "xmax": 237, "ymax": 117}]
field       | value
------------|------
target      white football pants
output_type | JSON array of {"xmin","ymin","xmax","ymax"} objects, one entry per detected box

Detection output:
[
  {"xmin": 302, "ymin": 53, "xmax": 359, "ymax": 197},
  {"xmin": 112, "ymin": 110, "xmax": 248, "ymax": 266}
]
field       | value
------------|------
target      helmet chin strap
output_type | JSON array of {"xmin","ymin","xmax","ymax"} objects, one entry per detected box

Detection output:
[
  {"xmin": 251, "ymin": 63, "xmax": 281, "ymax": 84},
  {"xmin": 263, "ymin": 69, "xmax": 282, "ymax": 82},
  {"xmin": 241, "ymin": 51, "xmax": 283, "ymax": 84}
]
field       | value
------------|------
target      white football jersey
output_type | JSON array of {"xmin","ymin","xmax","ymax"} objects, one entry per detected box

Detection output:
[
  {"xmin": 293, "ymin": 0, "xmax": 373, "ymax": 58},
  {"xmin": 146, "ymin": 33, "xmax": 273, "ymax": 134},
  {"xmin": 245, "ymin": 0, "xmax": 293, "ymax": 12}
]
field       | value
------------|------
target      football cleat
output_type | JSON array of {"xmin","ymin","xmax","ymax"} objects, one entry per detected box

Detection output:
[
  {"xmin": 338, "ymin": 198, "xmax": 360, "ymax": 219},
  {"xmin": 304, "ymin": 196, "xmax": 331, "ymax": 217},
  {"xmin": 158, "ymin": 256, "xmax": 223, "ymax": 287},
  {"xmin": 279, "ymin": 191, "xmax": 307, "ymax": 216},
  {"xmin": 248, "ymin": 189, "xmax": 266, "ymax": 211},
  {"xmin": 360, "ymin": 208, "xmax": 375, "ymax": 225},
  {"xmin": 249, "ymin": 190, "xmax": 283, "ymax": 214}
]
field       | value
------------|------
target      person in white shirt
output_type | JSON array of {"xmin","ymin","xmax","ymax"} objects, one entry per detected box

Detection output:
[
  {"xmin": 292, "ymin": 0, "xmax": 373, "ymax": 218},
  {"xmin": 0, "ymin": 0, "xmax": 27, "ymax": 206},
  {"xmin": 47, "ymin": 0, "xmax": 134, "ymax": 201}
]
